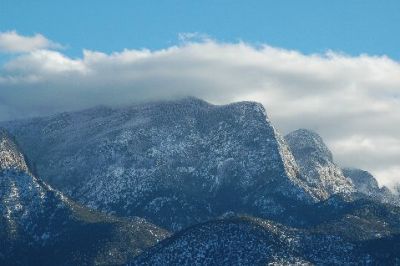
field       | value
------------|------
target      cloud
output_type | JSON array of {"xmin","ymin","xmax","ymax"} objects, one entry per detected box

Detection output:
[
  {"xmin": 0, "ymin": 31, "xmax": 62, "ymax": 53},
  {"xmin": 0, "ymin": 38, "xmax": 399, "ymax": 187}
]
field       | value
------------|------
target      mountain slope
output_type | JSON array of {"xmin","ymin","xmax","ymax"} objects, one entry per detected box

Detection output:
[
  {"xmin": 0, "ymin": 129, "xmax": 168, "ymax": 266},
  {"xmin": 2, "ymin": 98, "xmax": 319, "ymax": 231}
]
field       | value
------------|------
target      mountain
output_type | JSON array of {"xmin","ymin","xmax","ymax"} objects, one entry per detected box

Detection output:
[
  {"xmin": 2, "ymin": 98, "xmax": 321, "ymax": 231},
  {"xmin": 129, "ymin": 215, "xmax": 400, "ymax": 265},
  {"xmin": 0, "ymin": 129, "xmax": 168, "ymax": 266},
  {"xmin": 285, "ymin": 129, "xmax": 355, "ymax": 200},
  {"xmin": 2, "ymin": 98, "xmax": 400, "ymax": 264},
  {"xmin": 342, "ymin": 168, "xmax": 400, "ymax": 205}
]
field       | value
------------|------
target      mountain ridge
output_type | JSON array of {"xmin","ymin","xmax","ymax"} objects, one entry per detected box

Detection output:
[{"xmin": 1, "ymin": 98, "xmax": 319, "ymax": 231}]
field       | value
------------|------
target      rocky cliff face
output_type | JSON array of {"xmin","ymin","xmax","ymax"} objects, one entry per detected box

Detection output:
[
  {"xmin": 0, "ymin": 129, "xmax": 168, "ymax": 266},
  {"xmin": 2, "ymin": 98, "xmax": 318, "ymax": 231},
  {"xmin": 285, "ymin": 129, "xmax": 355, "ymax": 200}
]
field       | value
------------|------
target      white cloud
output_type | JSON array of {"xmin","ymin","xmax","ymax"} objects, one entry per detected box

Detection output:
[
  {"xmin": 0, "ymin": 31, "xmax": 62, "ymax": 53},
  {"xmin": 178, "ymin": 32, "xmax": 211, "ymax": 43},
  {"xmin": 0, "ymin": 39, "xmax": 399, "ymax": 187}
]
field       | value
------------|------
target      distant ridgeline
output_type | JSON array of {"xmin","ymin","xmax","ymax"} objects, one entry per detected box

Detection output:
[{"xmin": 1, "ymin": 98, "xmax": 399, "ymax": 265}]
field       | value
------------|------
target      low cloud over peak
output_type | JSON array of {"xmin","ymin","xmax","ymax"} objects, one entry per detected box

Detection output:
[{"xmin": 0, "ymin": 32, "xmax": 399, "ymax": 187}]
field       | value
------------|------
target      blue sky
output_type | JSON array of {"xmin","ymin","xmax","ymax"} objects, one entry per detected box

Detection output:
[{"xmin": 1, "ymin": 0, "xmax": 399, "ymax": 58}]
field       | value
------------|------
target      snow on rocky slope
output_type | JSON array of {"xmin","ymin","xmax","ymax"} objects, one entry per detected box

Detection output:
[{"xmin": 0, "ymin": 129, "xmax": 168, "ymax": 266}]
